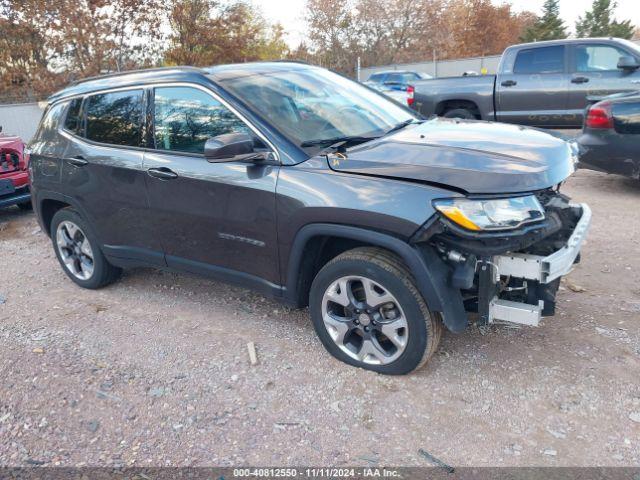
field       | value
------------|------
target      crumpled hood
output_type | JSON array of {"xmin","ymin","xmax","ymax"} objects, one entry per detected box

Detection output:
[{"xmin": 328, "ymin": 117, "xmax": 577, "ymax": 194}]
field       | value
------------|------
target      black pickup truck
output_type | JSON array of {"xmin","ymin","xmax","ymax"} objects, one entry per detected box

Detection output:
[{"xmin": 413, "ymin": 38, "xmax": 640, "ymax": 127}]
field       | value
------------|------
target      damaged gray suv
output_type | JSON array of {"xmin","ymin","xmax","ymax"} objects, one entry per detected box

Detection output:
[{"xmin": 29, "ymin": 62, "xmax": 591, "ymax": 374}]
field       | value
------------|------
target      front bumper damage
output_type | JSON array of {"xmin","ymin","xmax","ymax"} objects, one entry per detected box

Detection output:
[
  {"xmin": 417, "ymin": 192, "xmax": 591, "ymax": 330},
  {"xmin": 489, "ymin": 203, "xmax": 591, "ymax": 326}
]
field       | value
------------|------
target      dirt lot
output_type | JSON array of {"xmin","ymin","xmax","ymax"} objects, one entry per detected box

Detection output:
[{"xmin": 1, "ymin": 168, "xmax": 639, "ymax": 468}]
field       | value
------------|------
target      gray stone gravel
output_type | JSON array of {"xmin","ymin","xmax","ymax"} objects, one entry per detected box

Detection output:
[{"xmin": 0, "ymin": 168, "xmax": 639, "ymax": 467}]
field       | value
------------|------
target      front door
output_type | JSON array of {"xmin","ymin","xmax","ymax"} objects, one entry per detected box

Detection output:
[
  {"xmin": 567, "ymin": 42, "xmax": 640, "ymax": 123},
  {"xmin": 142, "ymin": 85, "xmax": 280, "ymax": 289},
  {"xmin": 496, "ymin": 44, "xmax": 571, "ymax": 127}
]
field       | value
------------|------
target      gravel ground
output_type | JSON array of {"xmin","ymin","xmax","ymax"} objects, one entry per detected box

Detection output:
[{"xmin": 1, "ymin": 168, "xmax": 639, "ymax": 468}]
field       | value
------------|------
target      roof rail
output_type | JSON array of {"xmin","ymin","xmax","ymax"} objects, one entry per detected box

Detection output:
[{"xmin": 69, "ymin": 66, "xmax": 206, "ymax": 86}]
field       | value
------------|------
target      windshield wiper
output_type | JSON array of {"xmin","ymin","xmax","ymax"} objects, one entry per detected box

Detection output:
[
  {"xmin": 300, "ymin": 135, "xmax": 378, "ymax": 148},
  {"xmin": 384, "ymin": 118, "xmax": 422, "ymax": 136}
]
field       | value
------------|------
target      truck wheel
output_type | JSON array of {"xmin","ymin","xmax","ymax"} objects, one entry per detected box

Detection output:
[
  {"xmin": 309, "ymin": 247, "xmax": 442, "ymax": 375},
  {"xmin": 443, "ymin": 108, "xmax": 476, "ymax": 120},
  {"xmin": 50, "ymin": 208, "xmax": 122, "ymax": 289}
]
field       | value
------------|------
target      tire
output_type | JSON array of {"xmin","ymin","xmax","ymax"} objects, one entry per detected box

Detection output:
[
  {"xmin": 17, "ymin": 201, "xmax": 33, "ymax": 211},
  {"xmin": 443, "ymin": 108, "xmax": 476, "ymax": 119},
  {"xmin": 50, "ymin": 208, "xmax": 121, "ymax": 289},
  {"xmin": 309, "ymin": 247, "xmax": 442, "ymax": 375}
]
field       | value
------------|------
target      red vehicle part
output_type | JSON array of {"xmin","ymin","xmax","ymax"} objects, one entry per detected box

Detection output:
[{"xmin": 0, "ymin": 135, "xmax": 31, "ymax": 209}]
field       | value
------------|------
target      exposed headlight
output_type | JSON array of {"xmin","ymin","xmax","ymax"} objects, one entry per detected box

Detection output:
[{"xmin": 433, "ymin": 196, "xmax": 545, "ymax": 231}]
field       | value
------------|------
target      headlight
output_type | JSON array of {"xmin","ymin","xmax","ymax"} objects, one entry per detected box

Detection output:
[{"xmin": 433, "ymin": 196, "xmax": 545, "ymax": 231}]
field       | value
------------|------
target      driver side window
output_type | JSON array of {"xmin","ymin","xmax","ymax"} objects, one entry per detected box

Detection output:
[
  {"xmin": 153, "ymin": 86, "xmax": 251, "ymax": 154},
  {"xmin": 574, "ymin": 44, "xmax": 629, "ymax": 72}
]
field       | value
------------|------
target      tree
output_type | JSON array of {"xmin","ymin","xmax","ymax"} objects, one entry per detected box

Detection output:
[
  {"xmin": 0, "ymin": 0, "xmax": 165, "ymax": 101},
  {"xmin": 447, "ymin": 0, "xmax": 537, "ymax": 58},
  {"xmin": 575, "ymin": 0, "xmax": 635, "ymax": 39},
  {"xmin": 519, "ymin": 0, "xmax": 567, "ymax": 42},
  {"xmin": 164, "ymin": 0, "xmax": 288, "ymax": 66}
]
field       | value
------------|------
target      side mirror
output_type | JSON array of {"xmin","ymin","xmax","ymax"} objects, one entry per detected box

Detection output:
[
  {"xmin": 617, "ymin": 55, "xmax": 640, "ymax": 70},
  {"xmin": 204, "ymin": 133, "xmax": 256, "ymax": 162}
]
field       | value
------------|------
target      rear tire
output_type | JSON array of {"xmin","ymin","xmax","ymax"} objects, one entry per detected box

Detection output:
[
  {"xmin": 309, "ymin": 247, "xmax": 442, "ymax": 375},
  {"xmin": 443, "ymin": 108, "xmax": 477, "ymax": 119},
  {"xmin": 50, "ymin": 208, "xmax": 121, "ymax": 289}
]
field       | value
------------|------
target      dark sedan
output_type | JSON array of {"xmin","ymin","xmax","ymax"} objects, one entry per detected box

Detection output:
[{"xmin": 578, "ymin": 91, "xmax": 640, "ymax": 180}]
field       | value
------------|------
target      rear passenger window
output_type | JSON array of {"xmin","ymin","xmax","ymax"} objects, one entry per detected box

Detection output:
[
  {"xmin": 153, "ymin": 86, "xmax": 250, "ymax": 154},
  {"xmin": 64, "ymin": 98, "xmax": 83, "ymax": 134},
  {"xmin": 85, "ymin": 90, "xmax": 143, "ymax": 146},
  {"xmin": 514, "ymin": 46, "xmax": 565, "ymax": 74}
]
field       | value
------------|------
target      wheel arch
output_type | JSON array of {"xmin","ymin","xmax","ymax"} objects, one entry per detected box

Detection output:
[
  {"xmin": 284, "ymin": 223, "xmax": 467, "ymax": 333},
  {"xmin": 36, "ymin": 191, "xmax": 93, "ymax": 238},
  {"xmin": 435, "ymin": 99, "xmax": 481, "ymax": 119}
]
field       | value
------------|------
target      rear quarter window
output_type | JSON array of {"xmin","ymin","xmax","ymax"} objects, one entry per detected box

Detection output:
[
  {"xmin": 85, "ymin": 90, "xmax": 144, "ymax": 147},
  {"xmin": 30, "ymin": 102, "xmax": 67, "ymax": 152}
]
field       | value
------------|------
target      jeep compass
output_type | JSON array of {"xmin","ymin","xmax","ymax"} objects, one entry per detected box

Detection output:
[{"xmin": 29, "ymin": 63, "xmax": 591, "ymax": 374}]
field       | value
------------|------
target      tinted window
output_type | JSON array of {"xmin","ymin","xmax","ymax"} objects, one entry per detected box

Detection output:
[
  {"xmin": 85, "ymin": 90, "xmax": 143, "ymax": 146},
  {"xmin": 575, "ymin": 44, "xmax": 629, "ymax": 72},
  {"xmin": 514, "ymin": 46, "xmax": 565, "ymax": 74},
  {"xmin": 64, "ymin": 98, "xmax": 83, "ymax": 134},
  {"xmin": 153, "ymin": 87, "xmax": 250, "ymax": 154},
  {"xmin": 368, "ymin": 73, "xmax": 386, "ymax": 83}
]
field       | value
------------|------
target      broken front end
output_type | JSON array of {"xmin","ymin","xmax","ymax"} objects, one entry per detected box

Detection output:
[{"xmin": 414, "ymin": 188, "xmax": 591, "ymax": 328}]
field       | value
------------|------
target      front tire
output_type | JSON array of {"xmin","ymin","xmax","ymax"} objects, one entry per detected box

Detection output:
[
  {"xmin": 309, "ymin": 247, "xmax": 442, "ymax": 374},
  {"xmin": 50, "ymin": 208, "xmax": 121, "ymax": 289},
  {"xmin": 443, "ymin": 108, "xmax": 476, "ymax": 119}
]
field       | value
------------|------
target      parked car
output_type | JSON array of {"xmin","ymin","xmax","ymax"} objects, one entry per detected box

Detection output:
[
  {"xmin": 366, "ymin": 70, "xmax": 431, "ymax": 92},
  {"xmin": 30, "ymin": 63, "xmax": 590, "ymax": 374},
  {"xmin": 578, "ymin": 91, "xmax": 640, "ymax": 179},
  {"xmin": 413, "ymin": 37, "xmax": 640, "ymax": 127},
  {"xmin": 364, "ymin": 82, "xmax": 415, "ymax": 107},
  {"xmin": 0, "ymin": 128, "xmax": 31, "ymax": 210}
]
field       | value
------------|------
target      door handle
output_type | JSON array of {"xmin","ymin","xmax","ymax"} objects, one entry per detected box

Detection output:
[
  {"xmin": 66, "ymin": 156, "xmax": 88, "ymax": 167},
  {"xmin": 501, "ymin": 80, "xmax": 517, "ymax": 87},
  {"xmin": 571, "ymin": 77, "xmax": 590, "ymax": 84},
  {"xmin": 147, "ymin": 167, "xmax": 178, "ymax": 180}
]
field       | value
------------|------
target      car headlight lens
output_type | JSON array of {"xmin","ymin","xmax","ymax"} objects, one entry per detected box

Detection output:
[{"xmin": 433, "ymin": 196, "xmax": 545, "ymax": 231}]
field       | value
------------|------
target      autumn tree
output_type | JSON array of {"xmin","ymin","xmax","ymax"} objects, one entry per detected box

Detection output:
[
  {"xmin": 447, "ymin": 0, "xmax": 536, "ymax": 58},
  {"xmin": 305, "ymin": 0, "xmax": 357, "ymax": 72},
  {"xmin": 575, "ymin": 0, "xmax": 635, "ymax": 39},
  {"xmin": 519, "ymin": 0, "xmax": 567, "ymax": 42},
  {"xmin": 0, "ymin": 0, "xmax": 165, "ymax": 101},
  {"xmin": 164, "ymin": 0, "xmax": 288, "ymax": 66}
]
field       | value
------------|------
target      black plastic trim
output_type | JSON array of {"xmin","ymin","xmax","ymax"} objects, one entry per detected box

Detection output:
[{"xmin": 284, "ymin": 223, "xmax": 468, "ymax": 332}]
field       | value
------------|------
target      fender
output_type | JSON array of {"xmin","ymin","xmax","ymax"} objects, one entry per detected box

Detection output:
[{"xmin": 284, "ymin": 223, "xmax": 468, "ymax": 333}]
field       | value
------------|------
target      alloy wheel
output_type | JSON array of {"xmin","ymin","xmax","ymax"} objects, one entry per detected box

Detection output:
[
  {"xmin": 56, "ymin": 220, "xmax": 95, "ymax": 280},
  {"xmin": 321, "ymin": 275, "xmax": 408, "ymax": 365}
]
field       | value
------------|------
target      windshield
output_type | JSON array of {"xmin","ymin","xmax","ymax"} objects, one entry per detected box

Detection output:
[{"xmin": 217, "ymin": 66, "xmax": 417, "ymax": 152}]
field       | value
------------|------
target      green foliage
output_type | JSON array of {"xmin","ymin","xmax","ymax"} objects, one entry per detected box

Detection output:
[
  {"xmin": 519, "ymin": 0, "xmax": 567, "ymax": 42},
  {"xmin": 575, "ymin": 0, "xmax": 635, "ymax": 39}
]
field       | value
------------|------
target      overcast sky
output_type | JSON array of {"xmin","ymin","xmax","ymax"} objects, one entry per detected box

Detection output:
[{"xmin": 256, "ymin": 0, "xmax": 640, "ymax": 48}]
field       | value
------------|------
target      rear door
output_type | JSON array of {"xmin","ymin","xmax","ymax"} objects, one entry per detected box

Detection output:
[
  {"xmin": 61, "ymin": 89, "xmax": 164, "ymax": 265},
  {"xmin": 496, "ymin": 45, "xmax": 571, "ymax": 126},
  {"xmin": 568, "ymin": 42, "xmax": 640, "ymax": 122},
  {"xmin": 142, "ymin": 85, "xmax": 280, "ymax": 287}
]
